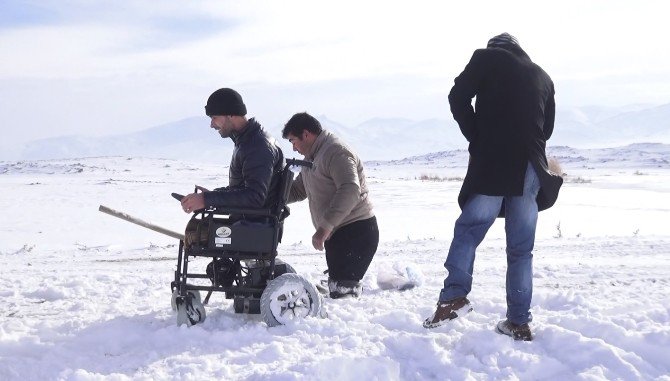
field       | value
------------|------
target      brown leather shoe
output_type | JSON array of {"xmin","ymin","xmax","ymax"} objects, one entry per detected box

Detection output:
[
  {"xmin": 496, "ymin": 319, "xmax": 533, "ymax": 341},
  {"xmin": 423, "ymin": 297, "xmax": 472, "ymax": 328}
]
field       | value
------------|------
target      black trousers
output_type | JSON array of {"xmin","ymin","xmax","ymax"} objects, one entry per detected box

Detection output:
[{"xmin": 324, "ymin": 216, "xmax": 379, "ymax": 282}]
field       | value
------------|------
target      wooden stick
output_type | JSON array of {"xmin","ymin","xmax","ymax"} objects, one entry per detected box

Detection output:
[{"xmin": 98, "ymin": 205, "xmax": 184, "ymax": 241}]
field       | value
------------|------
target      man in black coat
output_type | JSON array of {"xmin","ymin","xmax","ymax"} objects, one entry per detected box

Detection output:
[
  {"xmin": 423, "ymin": 33, "xmax": 563, "ymax": 341},
  {"xmin": 180, "ymin": 88, "xmax": 284, "ymax": 213}
]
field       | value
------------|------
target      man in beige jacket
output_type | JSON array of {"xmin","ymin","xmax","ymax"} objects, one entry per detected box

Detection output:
[{"xmin": 282, "ymin": 112, "xmax": 378, "ymax": 298}]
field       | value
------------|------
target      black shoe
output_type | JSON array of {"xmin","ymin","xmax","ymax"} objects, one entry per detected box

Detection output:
[
  {"xmin": 328, "ymin": 279, "xmax": 362, "ymax": 299},
  {"xmin": 423, "ymin": 297, "xmax": 472, "ymax": 328},
  {"xmin": 496, "ymin": 319, "xmax": 533, "ymax": 341}
]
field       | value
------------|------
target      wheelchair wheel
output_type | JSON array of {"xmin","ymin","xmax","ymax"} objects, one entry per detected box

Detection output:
[
  {"xmin": 175, "ymin": 293, "xmax": 206, "ymax": 327},
  {"xmin": 171, "ymin": 289, "xmax": 201, "ymax": 311},
  {"xmin": 260, "ymin": 273, "xmax": 321, "ymax": 327}
]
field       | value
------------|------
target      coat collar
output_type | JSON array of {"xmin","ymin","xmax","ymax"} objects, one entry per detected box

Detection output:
[
  {"xmin": 231, "ymin": 118, "xmax": 260, "ymax": 146},
  {"xmin": 306, "ymin": 130, "xmax": 330, "ymax": 160}
]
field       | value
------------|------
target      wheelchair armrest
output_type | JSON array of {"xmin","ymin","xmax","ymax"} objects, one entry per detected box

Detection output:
[
  {"xmin": 286, "ymin": 158, "xmax": 313, "ymax": 169},
  {"xmin": 209, "ymin": 206, "xmax": 275, "ymax": 217}
]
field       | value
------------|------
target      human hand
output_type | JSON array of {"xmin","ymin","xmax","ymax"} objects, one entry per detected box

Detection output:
[
  {"xmin": 312, "ymin": 227, "xmax": 332, "ymax": 251},
  {"xmin": 194, "ymin": 185, "xmax": 210, "ymax": 192},
  {"xmin": 181, "ymin": 193, "xmax": 205, "ymax": 213}
]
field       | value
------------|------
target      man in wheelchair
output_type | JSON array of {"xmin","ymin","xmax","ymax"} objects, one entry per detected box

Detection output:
[
  {"xmin": 180, "ymin": 87, "xmax": 284, "ymax": 214},
  {"xmin": 172, "ymin": 89, "xmax": 322, "ymax": 327}
]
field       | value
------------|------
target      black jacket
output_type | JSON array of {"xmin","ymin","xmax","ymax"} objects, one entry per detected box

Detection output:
[
  {"xmin": 448, "ymin": 44, "xmax": 562, "ymax": 215},
  {"xmin": 203, "ymin": 118, "xmax": 284, "ymax": 209}
]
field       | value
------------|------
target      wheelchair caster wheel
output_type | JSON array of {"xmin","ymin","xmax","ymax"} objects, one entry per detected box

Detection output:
[
  {"xmin": 175, "ymin": 293, "xmax": 206, "ymax": 327},
  {"xmin": 171, "ymin": 289, "xmax": 201, "ymax": 311},
  {"xmin": 260, "ymin": 273, "xmax": 321, "ymax": 327}
]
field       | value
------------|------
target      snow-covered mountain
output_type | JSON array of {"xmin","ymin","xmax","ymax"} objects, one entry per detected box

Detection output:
[
  {"xmin": 12, "ymin": 115, "xmax": 463, "ymax": 162},
  {"xmin": 18, "ymin": 117, "xmax": 224, "ymax": 163},
  {"xmin": 551, "ymin": 103, "xmax": 670, "ymax": 147},
  {"xmin": 7, "ymin": 103, "xmax": 670, "ymax": 162}
]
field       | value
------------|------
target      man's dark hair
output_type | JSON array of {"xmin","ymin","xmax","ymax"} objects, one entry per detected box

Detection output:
[{"xmin": 282, "ymin": 112, "xmax": 323, "ymax": 138}]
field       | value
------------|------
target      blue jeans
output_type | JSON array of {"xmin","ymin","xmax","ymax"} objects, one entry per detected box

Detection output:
[{"xmin": 439, "ymin": 162, "xmax": 540, "ymax": 325}]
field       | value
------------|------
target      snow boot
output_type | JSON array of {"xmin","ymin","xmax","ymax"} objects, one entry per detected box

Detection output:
[
  {"xmin": 328, "ymin": 279, "xmax": 362, "ymax": 299},
  {"xmin": 423, "ymin": 297, "xmax": 472, "ymax": 328},
  {"xmin": 496, "ymin": 319, "xmax": 533, "ymax": 341}
]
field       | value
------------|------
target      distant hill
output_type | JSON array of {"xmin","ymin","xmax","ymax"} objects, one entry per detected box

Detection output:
[
  {"xmin": 18, "ymin": 117, "xmax": 225, "ymax": 163},
  {"xmin": 551, "ymin": 103, "xmax": 670, "ymax": 147},
  {"xmin": 8, "ymin": 103, "xmax": 670, "ymax": 162}
]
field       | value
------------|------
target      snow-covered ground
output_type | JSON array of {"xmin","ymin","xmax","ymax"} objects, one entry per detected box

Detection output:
[{"xmin": 1, "ymin": 144, "xmax": 669, "ymax": 380}]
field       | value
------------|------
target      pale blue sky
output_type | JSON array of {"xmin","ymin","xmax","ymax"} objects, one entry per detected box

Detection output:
[{"xmin": 1, "ymin": 0, "xmax": 669, "ymax": 147}]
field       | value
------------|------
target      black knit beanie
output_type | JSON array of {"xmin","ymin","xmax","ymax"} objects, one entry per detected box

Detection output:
[
  {"xmin": 487, "ymin": 33, "xmax": 519, "ymax": 48},
  {"xmin": 205, "ymin": 88, "xmax": 247, "ymax": 116}
]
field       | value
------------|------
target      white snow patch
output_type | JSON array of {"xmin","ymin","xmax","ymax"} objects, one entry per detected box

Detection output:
[{"xmin": 0, "ymin": 148, "xmax": 669, "ymax": 379}]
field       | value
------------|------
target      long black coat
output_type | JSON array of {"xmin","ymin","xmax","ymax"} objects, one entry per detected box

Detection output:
[
  {"xmin": 448, "ymin": 45, "xmax": 562, "ymax": 216},
  {"xmin": 204, "ymin": 118, "xmax": 284, "ymax": 209}
]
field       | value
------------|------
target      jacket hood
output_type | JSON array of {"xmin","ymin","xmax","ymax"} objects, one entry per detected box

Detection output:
[{"xmin": 489, "ymin": 43, "xmax": 531, "ymax": 61}]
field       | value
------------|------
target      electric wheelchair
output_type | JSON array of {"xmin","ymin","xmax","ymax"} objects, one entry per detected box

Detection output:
[{"xmin": 170, "ymin": 158, "xmax": 322, "ymax": 327}]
